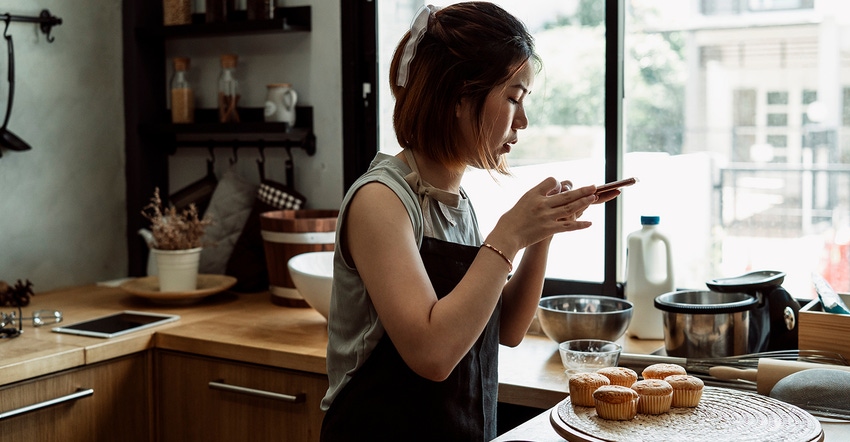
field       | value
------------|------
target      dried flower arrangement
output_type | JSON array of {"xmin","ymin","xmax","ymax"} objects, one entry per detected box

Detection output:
[
  {"xmin": 0, "ymin": 279, "xmax": 34, "ymax": 307},
  {"xmin": 142, "ymin": 188, "xmax": 212, "ymax": 250}
]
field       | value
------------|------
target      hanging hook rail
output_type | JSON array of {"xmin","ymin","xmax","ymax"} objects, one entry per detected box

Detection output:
[{"xmin": 0, "ymin": 10, "xmax": 63, "ymax": 43}]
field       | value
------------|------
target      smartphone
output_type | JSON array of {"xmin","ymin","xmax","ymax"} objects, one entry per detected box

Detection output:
[{"xmin": 595, "ymin": 177, "xmax": 638, "ymax": 194}]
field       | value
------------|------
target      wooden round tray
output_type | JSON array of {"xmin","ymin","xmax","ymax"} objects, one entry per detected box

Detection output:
[
  {"xmin": 120, "ymin": 274, "xmax": 237, "ymax": 304},
  {"xmin": 550, "ymin": 386, "xmax": 823, "ymax": 442}
]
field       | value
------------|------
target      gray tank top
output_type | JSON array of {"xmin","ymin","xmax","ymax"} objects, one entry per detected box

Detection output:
[{"xmin": 321, "ymin": 151, "xmax": 481, "ymax": 410}]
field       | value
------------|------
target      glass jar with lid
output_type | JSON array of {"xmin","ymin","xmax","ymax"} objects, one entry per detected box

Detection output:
[
  {"xmin": 170, "ymin": 57, "xmax": 194, "ymax": 124},
  {"xmin": 217, "ymin": 54, "xmax": 240, "ymax": 123}
]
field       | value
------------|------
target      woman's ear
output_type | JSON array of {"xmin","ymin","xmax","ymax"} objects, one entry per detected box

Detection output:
[{"xmin": 456, "ymin": 96, "xmax": 474, "ymax": 120}]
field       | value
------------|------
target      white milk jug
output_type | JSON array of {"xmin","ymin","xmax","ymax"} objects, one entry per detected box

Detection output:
[
  {"xmin": 264, "ymin": 83, "xmax": 298, "ymax": 127},
  {"xmin": 625, "ymin": 216, "xmax": 674, "ymax": 339}
]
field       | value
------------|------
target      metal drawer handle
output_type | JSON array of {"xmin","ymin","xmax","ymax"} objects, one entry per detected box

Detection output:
[
  {"xmin": 0, "ymin": 388, "xmax": 94, "ymax": 420},
  {"xmin": 208, "ymin": 381, "xmax": 305, "ymax": 403}
]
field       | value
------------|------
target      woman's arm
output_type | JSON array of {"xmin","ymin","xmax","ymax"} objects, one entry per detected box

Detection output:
[
  {"xmin": 498, "ymin": 181, "xmax": 621, "ymax": 346},
  {"xmin": 346, "ymin": 178, "xmax": 597, "ymax": 381}
]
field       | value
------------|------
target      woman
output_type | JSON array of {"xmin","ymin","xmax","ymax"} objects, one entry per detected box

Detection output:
[{"xmin": 321, "ymin": 3, "xmax": 618, "ymax": 440}]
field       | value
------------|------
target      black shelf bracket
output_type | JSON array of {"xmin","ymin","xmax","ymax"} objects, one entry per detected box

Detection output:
[
  {"xmin": 0, "ymin": 9, "xmax": 63, "ymax": 42},
  {"xmin": 170, "ymin": 135, "xmax": 316, "ymax": 156}
]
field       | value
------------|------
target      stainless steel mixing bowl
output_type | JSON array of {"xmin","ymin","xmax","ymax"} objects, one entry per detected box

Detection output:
[{"xmin": 537, "ymin": 295, "xmax": 634, "ymax": 343}]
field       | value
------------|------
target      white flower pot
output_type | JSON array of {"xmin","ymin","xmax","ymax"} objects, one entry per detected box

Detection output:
[{"xmin": 152, "ymin": 247, "xmax": 202, "ymax": 292}]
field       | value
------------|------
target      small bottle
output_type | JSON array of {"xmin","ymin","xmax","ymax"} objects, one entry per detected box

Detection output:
[
  {"xmin": 170, "ymin": 57, "xmax": 194, "ymax": 124},
  {"xmin": 218, "ymin": 54, "xmax": 240, "ymax": 123},
  {"xmin": 625, "ymin": 216, "xmax": 675, "ymax": 340}
]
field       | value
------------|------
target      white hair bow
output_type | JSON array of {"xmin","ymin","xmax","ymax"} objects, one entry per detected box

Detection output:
[{"xmin": 396, "ymin": 4, "xmax": 440, "ymax": 88}]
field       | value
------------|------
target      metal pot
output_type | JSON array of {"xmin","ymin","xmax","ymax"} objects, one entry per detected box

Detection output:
[{"xmin": 654, "ymin": 290, "xmax": 759, "ymax": 358}]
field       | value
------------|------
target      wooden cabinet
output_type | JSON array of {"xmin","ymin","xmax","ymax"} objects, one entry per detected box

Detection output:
[
  {"xmin": 0, "ymin": 353, "xmax": 152, "ymax": 442},
  {"xmin": 155, "ymin": 350, "xmax": 327, "ymax": 441}
]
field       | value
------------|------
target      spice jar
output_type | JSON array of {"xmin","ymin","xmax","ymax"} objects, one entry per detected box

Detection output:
[
  {"xmin": 163, "ymin": 0, "xmax": 192, "ymax": 25},
  {"xmin": 264, "ymin": 83, "xmax": 297, "ymax": 128},
  {"xmin": 170, "ymin": 57, "xmax": 194, "ymax": 124},
  {"xmin": 218, "ymin": 54, "xmax": 240, "ymax": 123}
]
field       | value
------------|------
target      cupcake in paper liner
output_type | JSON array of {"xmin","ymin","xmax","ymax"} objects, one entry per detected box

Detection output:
[
  {"xmin": 597, "ymin": 366, "xmax": 637, "ymax": 387},
  {"xmin": 631, "ymin": 379, "xmax": 673, "ymax": 414},
  {"xmin": 593, "ymin": 385, "xmax": 638, "ymax": 420},
  {"xmin": 569, "ymin": 372, "xmax": 610, "ymax": 407},
  {"xmin": 642, "ymin": 363, "xmax": 686, "ymax": 380},
  {"xmin": 665, "ymin": 374, "xmax": 704, "ymax": 407}
]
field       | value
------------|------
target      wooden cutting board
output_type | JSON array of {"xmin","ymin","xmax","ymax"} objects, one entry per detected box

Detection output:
[{"xmin": 550, "ymin": 386, "xmax": 823, "ymax": 442}]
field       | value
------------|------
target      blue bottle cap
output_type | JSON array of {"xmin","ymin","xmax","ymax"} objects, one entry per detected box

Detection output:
[{"xmin": 640, "ymin": 216, "xmax": 660, "ymax": 225}]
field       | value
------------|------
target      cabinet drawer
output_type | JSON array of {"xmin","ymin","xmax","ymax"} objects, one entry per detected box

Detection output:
[
  {"xmin": 156, "ymin": 350, "xmax": 327, "ymax": 441},
  {"xmin": 0, "ymin": 353, "xmax": 152, "ymax": 442}
]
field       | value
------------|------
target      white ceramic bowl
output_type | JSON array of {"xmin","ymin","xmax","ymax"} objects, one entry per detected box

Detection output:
[{"xmin": 287, "ymin": 251, "xmax": 334, "ymax": 320}]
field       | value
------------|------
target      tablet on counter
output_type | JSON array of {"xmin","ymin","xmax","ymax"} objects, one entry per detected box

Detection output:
[{"xmin": 52, "ymin": 310, "xmax": 180, "ymax": 339}]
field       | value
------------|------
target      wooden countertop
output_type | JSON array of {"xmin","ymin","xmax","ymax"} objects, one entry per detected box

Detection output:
[
  {"xmin": 3, "ymin": 284, "xmax": 661, "ymax": 409},
  {"xmin": 7, "ymin": 284, "xmax": 847, "ymax": 440},
  {"xmin": 0, "ymin": 284, "xmax": 328, "ymax": 385}
]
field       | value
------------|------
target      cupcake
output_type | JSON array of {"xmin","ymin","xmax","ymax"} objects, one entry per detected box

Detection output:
[
  {"xmin": 631, "ymin": 379, "xmax": 673, "ymax": 414},
  {"xmin": 642, "ymin": 363, "xmax": 687, "ymax": 380},
  {"xmin": 569, "ymin": 372, "xmax": 610, "ymax": 407},
  {"xmin": 592, "ymin": 385, "xmax": 639, "ymax": 420},
  {"xmin": 596, "ymin": 367, "xmax": 638, "ymax": 387},
  {"xmin": 665, "ymin": 374, "xmax": 704, "ymax": 407}
]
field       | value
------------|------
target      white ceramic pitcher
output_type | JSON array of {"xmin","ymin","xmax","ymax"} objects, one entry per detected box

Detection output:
[{"xmin": 264, "ymin": 83, "xmax": 298, "ymax": 128}]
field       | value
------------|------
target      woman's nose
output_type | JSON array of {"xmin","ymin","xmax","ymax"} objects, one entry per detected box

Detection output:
[{"xmin": 514, "ymin": 106, "xmax": 528, "ymax": 130}]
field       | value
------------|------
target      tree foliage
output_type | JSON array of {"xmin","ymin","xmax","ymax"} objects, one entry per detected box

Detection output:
[{"xmin": 531, "ymin": 0, "xmax": 685, "ymax": 155}]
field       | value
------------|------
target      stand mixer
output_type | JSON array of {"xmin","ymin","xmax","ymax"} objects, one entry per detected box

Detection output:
[{"xmin": 707, "ymin": 270, "xmax": 801, "ymax": 352}]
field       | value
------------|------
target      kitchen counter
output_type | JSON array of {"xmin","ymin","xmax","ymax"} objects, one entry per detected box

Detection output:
[
  {"xmin": 0, "ymin": 284, "xmax": 328, "ymax": 386},
  {"xmin": 5, "ymin": 285, "xmax": 848, "ymax": 441},
  {"xmin": 2, "ymin": 284, "xmax": 657, "ymax": 407}
]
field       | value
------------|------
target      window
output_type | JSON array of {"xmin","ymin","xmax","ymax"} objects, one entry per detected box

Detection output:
[
  {"xmin": 360, "ymin": 0, "xmax": 850, "ymax": 298},
  {"xmin": 628, "ymin": 0, "xmax": 850, "ymax": 296},
  {"xmin": 377, "ymin": 1, "xmax": 612, "ymax": 287}
]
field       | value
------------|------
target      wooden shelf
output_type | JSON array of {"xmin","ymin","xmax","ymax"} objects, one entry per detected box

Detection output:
[
  {"xmin": 140, "ymin": 107, "xmax": 316, "ymax": 155},
  {"xmin": 139, "ymin": 6, "xmax": 311, "ymax": 39}
]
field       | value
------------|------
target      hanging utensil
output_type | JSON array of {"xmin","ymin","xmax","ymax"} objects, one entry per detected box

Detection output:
[{"xmin": 0, "ymin": 17, "xmax": 31, "ymax": 153}]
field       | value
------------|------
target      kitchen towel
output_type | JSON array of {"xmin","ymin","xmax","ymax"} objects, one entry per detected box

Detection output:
[
  {"xmin": 226, "ymin": 180, "xmax": 307, "ymax": 292},
  {"xmin": 199, "ymin": 170, "xmax": 257, "ymax": 275}
]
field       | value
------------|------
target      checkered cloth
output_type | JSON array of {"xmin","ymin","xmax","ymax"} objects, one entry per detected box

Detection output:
[{"xmin": 258, "ymin": 182, "xmax": 305, "ymax": 210}]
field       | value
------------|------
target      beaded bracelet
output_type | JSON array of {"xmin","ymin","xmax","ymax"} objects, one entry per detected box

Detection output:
[{"xmin": 481, "ymin": 243, "xmax": 513, "ymax": 272}]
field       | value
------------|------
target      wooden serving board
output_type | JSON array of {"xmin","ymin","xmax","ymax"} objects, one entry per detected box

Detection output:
[
  {"xmin": 550, "ymin": 386, "xmax": 823, "ymax": 442},
  {"xmin": 120, "ymin": 274, "xmax": 237, "ymax": 304}
]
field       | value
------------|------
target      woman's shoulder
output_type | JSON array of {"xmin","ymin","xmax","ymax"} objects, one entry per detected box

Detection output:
[{"xmin": 343, "ymin": 152, "xmax": 424, "ymax": 241}]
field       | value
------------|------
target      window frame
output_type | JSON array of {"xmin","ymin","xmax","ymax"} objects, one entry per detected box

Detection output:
[{"xmin": 340, "ymin": 0, "xmax": 626, "ymax": 298}]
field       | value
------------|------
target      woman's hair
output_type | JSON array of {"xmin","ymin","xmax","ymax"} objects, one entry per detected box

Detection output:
[{"xmin": 390, "ymin": 2, "xmax": 540, "ymax": 174}]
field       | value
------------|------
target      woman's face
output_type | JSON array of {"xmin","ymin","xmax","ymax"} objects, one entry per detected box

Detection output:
[{"xmin": 457, "ymin": 61, "xmax": 534, "ymax": 170}]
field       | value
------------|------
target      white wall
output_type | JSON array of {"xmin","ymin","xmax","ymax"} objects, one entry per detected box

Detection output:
[
  {"xmin": 0, "ymin": 1, "xmax": 343, "ymax": 291},
  {"xmin": 0, "ymin": 0, "xmax": 125, "ymax": 292}
]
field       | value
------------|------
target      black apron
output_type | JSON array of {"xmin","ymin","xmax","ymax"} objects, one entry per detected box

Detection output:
[{"xmin": 321, "ymin": 236, "xmax": 501, "ymax": 441}]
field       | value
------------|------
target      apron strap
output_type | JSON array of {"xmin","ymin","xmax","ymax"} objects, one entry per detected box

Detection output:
[{"xmin": 402, "ymin": 149, "xmax": 461, "ymax": 237}]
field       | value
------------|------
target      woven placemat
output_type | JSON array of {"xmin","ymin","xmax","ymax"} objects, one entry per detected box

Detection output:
[{"xmin": 554, "ymin": 386, "xmax": 822, "ymax": 442}]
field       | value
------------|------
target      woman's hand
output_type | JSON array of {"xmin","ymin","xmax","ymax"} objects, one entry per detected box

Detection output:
[{"xmin": 488, "ymin": 177, "xmax": 598, "ymax": 255}]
